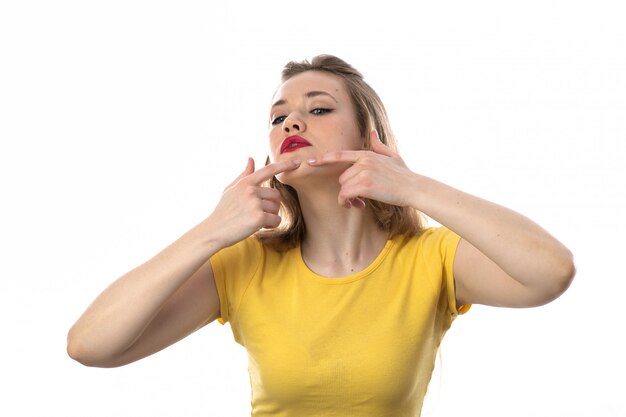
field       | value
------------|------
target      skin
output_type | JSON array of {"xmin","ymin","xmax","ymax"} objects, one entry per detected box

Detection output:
[{"xmin": 67, "ymin": 70, "xmax": 575, "ymax": 368}]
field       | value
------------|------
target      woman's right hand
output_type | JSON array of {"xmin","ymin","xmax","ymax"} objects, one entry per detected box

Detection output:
[
  {"xmin": 205, "ymin": 157, "xmax": 301, "ymax": 248},
  {"xmin": 67, "ymin": 157, "xmax": 301, "ymax": 367}
]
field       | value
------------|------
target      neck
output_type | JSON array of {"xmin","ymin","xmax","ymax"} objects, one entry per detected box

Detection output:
[{"xmin": 294, "ymin": 182, "xmax": 389, "ymax": 276}]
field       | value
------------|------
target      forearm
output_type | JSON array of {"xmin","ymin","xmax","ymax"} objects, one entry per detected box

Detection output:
[
  {"xmin": 68, "ymin": 158, "xmax": 299, "ymax": 365},
  {"xmin": 67, "ymin": 218, "xmax": 225, "ymax": 362},
  {"xmin": 410, "ymin": 174, "xmax": 575, "ymax": 288}
]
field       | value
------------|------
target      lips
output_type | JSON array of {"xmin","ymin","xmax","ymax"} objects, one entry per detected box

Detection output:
[{"xmin": 280, "ymin": 136, "xmax": 312, "ymax": 154}]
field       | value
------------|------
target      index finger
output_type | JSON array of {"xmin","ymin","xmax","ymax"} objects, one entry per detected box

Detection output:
[
  {"xmin": 247, "ymin": 159, "xmax": 302, "ymax": 184},
  {"xmin": 308, "ymin": 150, "xmax": 367, "ymax": 166}
]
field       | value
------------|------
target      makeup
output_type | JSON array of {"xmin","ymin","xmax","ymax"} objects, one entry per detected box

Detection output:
[{"xmin": 280, "ymin": 136, "xmax": 312, "ymax": 154}]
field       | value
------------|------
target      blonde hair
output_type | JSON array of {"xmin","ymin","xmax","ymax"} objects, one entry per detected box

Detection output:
[{"xmin": 256, "ymin": 54, "xmax": 425, "ymax": 250}]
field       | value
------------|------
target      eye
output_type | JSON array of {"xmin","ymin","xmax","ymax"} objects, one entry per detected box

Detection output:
[
  {"xmin": 271, "ymin": 115, "xmax": 287, "ymax": 125},
  {"xmin": 311, "ymin": 108, "xmax": 333, "ymax": 116}
]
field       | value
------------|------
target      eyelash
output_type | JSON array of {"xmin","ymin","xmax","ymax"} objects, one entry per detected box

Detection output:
[{"xmin": 271, "ymin": 108, "xmax": 333, "ymax": 125}]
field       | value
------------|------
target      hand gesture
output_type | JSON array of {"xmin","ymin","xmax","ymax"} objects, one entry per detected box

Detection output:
[
  {"xmin": 207, "ymin": 158, "xmax": 301, "ymax": 247},
  {"xmin": 308, "ymin": 131, "xmax": 417, "ymax": 209}
]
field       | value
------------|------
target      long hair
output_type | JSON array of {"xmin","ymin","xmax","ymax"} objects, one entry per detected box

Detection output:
[{"xmin": 256, "ymin": 54, "xmax": 426, "ymax": 251}]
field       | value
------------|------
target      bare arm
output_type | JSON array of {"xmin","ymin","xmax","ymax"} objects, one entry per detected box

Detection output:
[
  {"xmin": 66, "ymin": 223, "xmax": 223, "ymax": 367},
  {"xmin": 308, "ymin": 131, "xmax": 575, "ymax": 308},
  {"xmin": 67, "ymin": 158, "xmax": 301, "ymax": 367},
  {"xmin": 413, "ymin": 176, "xmax": 575, "ymax": 307}
]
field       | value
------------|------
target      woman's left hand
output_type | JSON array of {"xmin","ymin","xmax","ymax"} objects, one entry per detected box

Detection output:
[{"xmin": 307, "ymin": 130, "xmax": 418, "ymax": 209}]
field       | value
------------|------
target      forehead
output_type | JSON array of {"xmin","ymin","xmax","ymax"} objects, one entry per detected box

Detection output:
[{"xmin": 272, "ymin": 71, "xmax": 348, "ymax": 103}]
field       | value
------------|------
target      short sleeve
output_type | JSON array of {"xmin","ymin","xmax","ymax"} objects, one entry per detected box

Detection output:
[
  {"xmin": 422, "ymin": 227, "xmax": 471, "ymax": 317},
  {"xmin": 209, "ymin": 236, "xmax": 263, "ymax": 325},
  {"xmin": 437, "ymin": 227, "xmax": 471, "ymax": 316}
]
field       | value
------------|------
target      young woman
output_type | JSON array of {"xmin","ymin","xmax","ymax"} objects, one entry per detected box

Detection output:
[{"xmin": 67, "ymin": 55, "xmax": 575, "ymax": 416}]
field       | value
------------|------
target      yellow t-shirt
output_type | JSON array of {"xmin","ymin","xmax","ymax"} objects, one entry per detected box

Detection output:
[{"xmin": 210, "ymin": 227, "xmax": 470, "ymax": 417}]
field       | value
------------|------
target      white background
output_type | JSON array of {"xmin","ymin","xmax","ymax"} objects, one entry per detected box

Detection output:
[{"xmin": 1, "ymin": 1, "xmax": 624, "ymax": 416}]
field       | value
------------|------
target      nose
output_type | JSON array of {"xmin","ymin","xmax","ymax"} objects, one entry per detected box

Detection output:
[{"xmin": 283, "ymin": 113, "xmax": 306, "ymax": 135}]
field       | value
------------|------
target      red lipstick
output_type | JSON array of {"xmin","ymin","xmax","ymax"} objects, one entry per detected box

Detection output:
[{"xmin": 280, "ymin": 135, "xmax": 312, "ymax": 154}]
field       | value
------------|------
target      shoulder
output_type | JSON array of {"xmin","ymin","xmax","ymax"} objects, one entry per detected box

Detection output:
[
  {"xmin": 406, "ymin": 227, "xmax": 469, "ymax": 315},
  {"xmin": 210, "ymin": 235, "xmax": 298, "ymax": 275},
  {"xmin": 216, "ymin": 235, "xmax": 264, "ymax": 257},
  {"xmin": 394, "ymin": 226, "xmax": 461, "ymax": 258},
  {"xmin": 391, "ymin": 227, "xmax": 461, "ymax": 288},
  {"xmin": 209, "ymin": 236, "xmax": 268, "ymax": 326},
  {"xmin": 210, "ymin": 236, "xmax": 265, "ymax": 277},
  {"xmin": 384, "ymin": 227, "xmax": 461, "ymax": 281}
]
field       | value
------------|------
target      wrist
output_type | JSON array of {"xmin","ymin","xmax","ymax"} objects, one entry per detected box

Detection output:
[
  {"xmin": 183, "ymin": 217, "xmax": 230, "ymax": 257},
  {"xmin": 405, "ymin": 173, "xmax": 433, "ymax": 210}
]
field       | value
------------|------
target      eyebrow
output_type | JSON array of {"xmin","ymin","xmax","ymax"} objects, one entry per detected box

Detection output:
[{"xmin": 271, "ymin": 91, "xmax": 339, "ymax": 108}]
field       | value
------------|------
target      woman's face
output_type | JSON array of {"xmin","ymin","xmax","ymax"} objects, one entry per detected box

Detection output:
[{"xmin": 268, "ymin": 70, "xmax": 363, "ymax": 184}]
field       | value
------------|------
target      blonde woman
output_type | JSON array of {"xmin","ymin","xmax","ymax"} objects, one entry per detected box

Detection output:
[{"xmin": 68, "ymin": 55, "xmax": 575, "ymax": 416}]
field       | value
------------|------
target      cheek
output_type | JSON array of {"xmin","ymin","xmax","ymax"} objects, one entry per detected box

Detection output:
[
  {"xmin": 339, "ymin": 126, "xmax": 365, "ymax": 151},
  {"xmin": 268, "ymin": 133, "xmax": 282, "ymax": 162}
]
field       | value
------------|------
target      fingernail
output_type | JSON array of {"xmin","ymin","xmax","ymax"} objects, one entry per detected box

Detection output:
[
  {"xmin": 307, "ymin": 158, "xmax": 317, "ymax": 165},
  {"xmin": 292, "ymin": 159, "xmax": 302, "ymax": 165}
]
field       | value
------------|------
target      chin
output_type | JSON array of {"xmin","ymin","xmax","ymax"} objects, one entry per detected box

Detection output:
[
  {"xmin": 276, "ymin": 162, "xmax": 349, "ymax": 190},
  {"xmin": 274, "ymin": 162, "xmax": 308, "ymax": 186}
]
